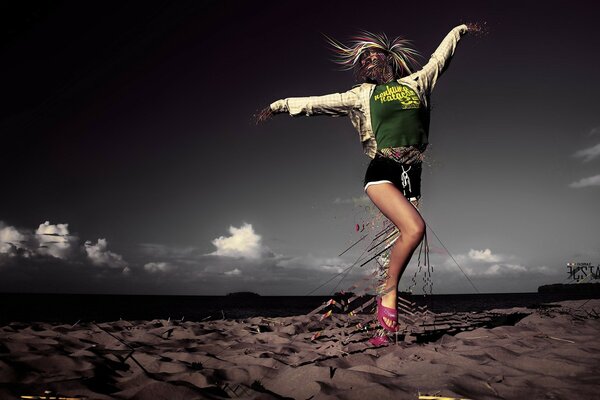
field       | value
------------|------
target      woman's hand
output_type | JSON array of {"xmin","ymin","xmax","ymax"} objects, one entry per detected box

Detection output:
[
  {"xmin": 254, "ymin": 106, "xmax": 274, "ymax": 125},
  {"xmin": 465, "ymin": 21, "xmax": 488, "ymax": 37}
]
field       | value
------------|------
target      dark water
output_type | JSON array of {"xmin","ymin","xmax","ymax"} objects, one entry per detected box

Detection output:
[{"xmin": 1, "ymin": 292, "xmax": 598, "ymax": 325}]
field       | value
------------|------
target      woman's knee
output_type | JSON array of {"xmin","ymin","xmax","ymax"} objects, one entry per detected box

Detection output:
[
  {"xmin": 366, "ymin": 183, "xmax": 425, "ymax": 242},
  {"xmin": 402, "ymin": 218, "xmax": 425, "ymax": 244}
]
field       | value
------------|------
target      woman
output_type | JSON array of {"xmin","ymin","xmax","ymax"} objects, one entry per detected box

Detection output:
[{"xmin": 256, "ymin": 23, "xmax": 481, "ymax": 338}]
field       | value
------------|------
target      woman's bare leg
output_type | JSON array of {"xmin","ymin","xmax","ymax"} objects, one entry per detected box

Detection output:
[{"xmin": 365, "ymin": 182, "xmax": 425, "ymax": 329}]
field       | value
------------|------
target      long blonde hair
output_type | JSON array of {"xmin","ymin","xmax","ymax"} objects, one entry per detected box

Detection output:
[{"xmin": 323, "ymin": 31, "xmax": 420, "ymax": 79}]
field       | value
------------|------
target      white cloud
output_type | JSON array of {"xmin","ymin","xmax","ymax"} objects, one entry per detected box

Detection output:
[
  {"xmin": 468, "ymin": 248, "xmax": 503, "ymax": 263},
  {"xmin": 35, "ymin": 221, "xmax": 73, "ymax": 259},
  {"xmin": 0, "ymin": 224, "xmax": 27, "ymax": 256},
  {"xmin": 210, "ymin": 223, "xmax": 268, "ymax": 259},
  {"xmin": 481, "ymin": 263, "xmax": 527, "ymax": 276},
  {"xmin": 224, "ymin": 268, "xmax": 242, "ymax": 276},
  {"xmin": 0, "ymin": 221, "xmax": 135, "ymax": 291},
  {"xmin": 143, "ymin": 261, "xmax": 173, "ymax": 273},
  {"xmin": 569, "ymin": 174, "xmax": 600, "ymax": 188},
  {"xmin": 461, "ymin": 262, "xmax": 555, "ymax": 277},
  {"xmin": 573, "ymin": 143, "xmax": 600, "ymax": 162},
  {"xmin": 432, "ymin": 248, "xmax": 551, "ymax": 278},
  {"xmin": 1, "ymin": 221, "xmax": 130, "ymax": 270},
  {"xmin": 84, "ymin": 238, "xmax": 128, "ymax": 270},
  {"xmin": 1, "ymin": 221, "xmax": 77, "ymax": 260}
]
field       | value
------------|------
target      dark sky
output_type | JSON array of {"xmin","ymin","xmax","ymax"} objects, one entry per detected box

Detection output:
[{"xmin": 1, "ymin": 0, "xmax": 599, "ymax": 295}]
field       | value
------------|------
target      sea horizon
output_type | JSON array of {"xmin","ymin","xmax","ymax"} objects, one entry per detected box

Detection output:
[{"xmin": 2, "ymin": 291, "xmax": 598, "ymax": 325}]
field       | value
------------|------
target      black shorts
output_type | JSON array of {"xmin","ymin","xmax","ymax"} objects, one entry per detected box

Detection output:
[{"xmin": 363, "ymin": 155, "xmax": 422, "ymax": 200}]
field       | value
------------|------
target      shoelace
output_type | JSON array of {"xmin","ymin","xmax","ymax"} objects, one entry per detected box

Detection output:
[{"xmin": 400, "ymin": 165, "xmax": 412, "ymax": 194}]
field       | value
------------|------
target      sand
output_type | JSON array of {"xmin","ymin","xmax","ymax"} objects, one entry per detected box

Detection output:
[{"xmin": 1, "ymin": 299, "xmax": 599, "ymax": 400}]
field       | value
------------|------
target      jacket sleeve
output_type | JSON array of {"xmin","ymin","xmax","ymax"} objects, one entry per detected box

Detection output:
[
  {"xmin": 413, "ymin": 24, "xmax": 468, "ymax": 93},
  {"xmin": 270, "ymin": 85, "xmax": 362, "ymax": 117}
]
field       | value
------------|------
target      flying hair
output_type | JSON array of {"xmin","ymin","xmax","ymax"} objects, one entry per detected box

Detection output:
[{"xmin": 323, "ymin": 30, "xmax": 421, "ymax": 79}]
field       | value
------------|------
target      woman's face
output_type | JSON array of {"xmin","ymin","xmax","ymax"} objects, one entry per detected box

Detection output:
[
  {"xmin": 357, "ymin": 49, "xmax": 393, "ymax": 84},
  {"xmin": 361, "ymin": 49, "xmax": 385, "ymax": 69}
]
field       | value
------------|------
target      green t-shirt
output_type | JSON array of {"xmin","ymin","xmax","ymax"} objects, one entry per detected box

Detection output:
[{"xmin": 370, "ymin": 81, "xmax": 430, "ymax": 149}]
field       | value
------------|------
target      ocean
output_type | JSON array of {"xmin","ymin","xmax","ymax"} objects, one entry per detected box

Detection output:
[{"xmin": 1, "ymin": 292, "xmax": 598, "ymax": 325}]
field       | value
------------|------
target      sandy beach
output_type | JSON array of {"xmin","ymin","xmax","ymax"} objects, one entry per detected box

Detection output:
[{"xmin": 1, "ymin": 299, "xmax": 599, "ymax": 400}]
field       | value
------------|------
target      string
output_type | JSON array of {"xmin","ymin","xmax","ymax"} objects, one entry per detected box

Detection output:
[{"xmin": 425, "ymin": 221, "xmax": 480, "ymax": 294}]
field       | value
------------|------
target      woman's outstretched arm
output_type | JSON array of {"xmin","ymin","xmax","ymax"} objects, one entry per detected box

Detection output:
[
  {"xmin": 413, "ymin": 23, "xmax": 483, "ymax": 93},
  {"xmin": 254, "ymin": 85, "xmax": 363, "ymax": 124}
]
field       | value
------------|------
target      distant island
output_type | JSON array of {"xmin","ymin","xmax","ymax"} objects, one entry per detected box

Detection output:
[
  {"xmin": 538, "ymin": 283, "xmax": 600, "ymax": 295},
  {"xmin": 226, "ymin": 291, "xmax": 261, "ymax": 297}
]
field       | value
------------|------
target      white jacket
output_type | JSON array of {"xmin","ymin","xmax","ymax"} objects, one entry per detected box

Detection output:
[{"xmin": 270, "ymin": 25, "xmax": 469, "ymax": 159}]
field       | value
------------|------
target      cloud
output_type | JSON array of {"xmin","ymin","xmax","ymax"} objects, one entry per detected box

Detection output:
[
  {"xmin": 0, "ymin": 224, "xmax": 28, "ymax": 256},
  {"xmin": 403, "ymin": 246, "xmax": 563, "ymax": 293},
  {"xmin": 276, "ymin": 254, "xmax": 351, "ymax": 275},
  {"xmin": 0, "ymin": 221, "xmax": 77, "ymax": 260},
  {"xmin": 468, "ymin": 248, "xmax": 503, "ymax": 263},
  {"xmin": 224, "ymin": 268, "xmax": 242, "ymax": 276},
  {"xmin": 144, "ymin": 261, "xmax": 173, "ymax": 273},
  {"xmin": 1, "ymin": 220, "xmax": 371, "ymax": 295},
  {"xmin": 36, "ymin": 221, "xmax": 74, "ymax": 259},
  {"xmin": 131, "ymin": 223, "xmax": 367, "ymax": 294},
  {"xmin": 464, "ymin": 262, "xmax": 555, "ymax": 278},
  {"xmin": 0, "ymin": 220, "xmax": 134, "ymax": 293},
  {"xmin": 139, "ymin": 243, "xmax": 200, "ymax": 259},
  {"xmin": 85, "ymin": 238, "xmax": 128, "ymax": 270},
  {"xmin": 133, "ymin": 247, "xmax": 364, "ymax": 294},
  {"xmin": 0, "ymin": 220, "xmax": 128, "ymax": 271},
  {"xmin": 451, "ymin": 249, "xmax": 521, "ymax": 277},
  {"xmin": 573, "ymin": 143, "xmax": 600, "ymax": 162},
  {"xmin": 11, "ymin": 220, "xmax": 560, "ymax": 295},
  {"xmin": 209, "ymin": 223, "xmax": 269, "ymax": 259},
  {"xmin": 135, "ymin": 235, "xmax": 368, "ymax": 294},
  {"xmin": 477, "ymin": 263, "xmax": 526, "ymax": 276},
  {"xmin": 432, "ymin": 248, "xmax": 555, "ymax": 278},
  {"xmin": 569, "ymin": 174, "xmax": 600, "ymax": 188}
]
